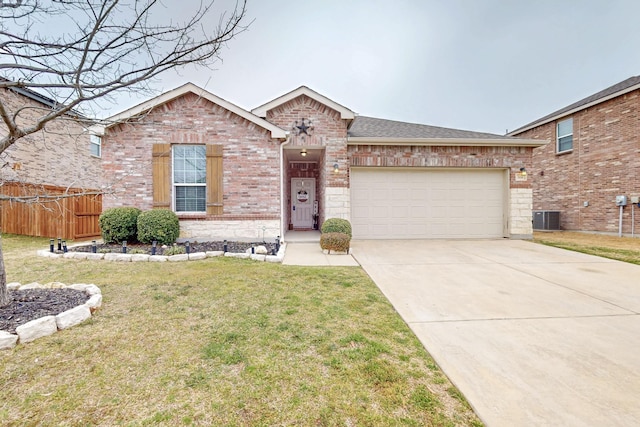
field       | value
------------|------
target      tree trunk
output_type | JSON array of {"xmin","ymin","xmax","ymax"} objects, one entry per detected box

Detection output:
[{"xmin": 0, "ymin": 234, "xmax": 7, "ymax": 308}]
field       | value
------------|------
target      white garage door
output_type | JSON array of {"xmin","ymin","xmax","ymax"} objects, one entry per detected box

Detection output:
[{"xmin": 350, "ymin": 168, "xmax": 506, "ymax": 239}]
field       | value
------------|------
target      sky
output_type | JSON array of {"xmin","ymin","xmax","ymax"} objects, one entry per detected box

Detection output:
[{"xmin": 117, "ymin": 0, "xmax": 640, "ymax": 135}]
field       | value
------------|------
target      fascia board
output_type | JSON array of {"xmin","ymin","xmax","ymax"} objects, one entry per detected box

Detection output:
[
  {"xmin": 348, "ymin": 137, "xmax": 548, "ymax": 147},
  {"xmin": 509, "ymin": 83, "xmax": 640, "ymax": 135},
  {"xmin": 252, "ymin": 86, "xmax": 355, "ymax": 120},
  {"xmin": 101, "ymin": 83, "xmax": 287, "ymax": 139}
]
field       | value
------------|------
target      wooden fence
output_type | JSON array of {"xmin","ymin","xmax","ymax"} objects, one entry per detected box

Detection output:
[{"xmin": 0, "ymin": 182, "xmax": 102, "ymax": 240}]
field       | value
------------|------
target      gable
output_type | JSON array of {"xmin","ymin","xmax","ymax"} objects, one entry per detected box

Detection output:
[
  {"xmin": 95, "ymin": 83, "xmax": 287, "ymax": 139},
  {"xmin": 252, "ymin": 86, "xmax": 355, "ymax": 120}
]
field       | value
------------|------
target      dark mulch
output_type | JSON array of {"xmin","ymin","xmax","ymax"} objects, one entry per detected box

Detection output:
[
  {"xmin": 0, "ymin": 288, "xmax": 89, "ymax": 334},
  {"xmin": 67, "ymin": 240, "xmax": 278, "ymax": 256}
]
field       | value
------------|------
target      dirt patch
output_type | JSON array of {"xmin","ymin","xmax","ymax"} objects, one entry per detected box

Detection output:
[{"xmin": 0, "ymin": 288, "xmax": 89, "ymax": 334}]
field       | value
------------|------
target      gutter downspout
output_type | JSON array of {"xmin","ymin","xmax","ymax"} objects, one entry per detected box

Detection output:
[{"xmin": 280, "ymin": 133, "xmax": 291, "ymax": 243}]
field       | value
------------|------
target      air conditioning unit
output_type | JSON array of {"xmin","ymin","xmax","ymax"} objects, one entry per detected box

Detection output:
[{"xmin": 533, "ymin": 211, "xmax": 561, "ymax": 230}]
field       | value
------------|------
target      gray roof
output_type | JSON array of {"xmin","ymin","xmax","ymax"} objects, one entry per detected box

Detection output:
[
  {"xmin": 510, "ymin": 75, "xmax": 640, "ymax": 134},
  {"xmin": 348, "ymin": 116, "xmax": 513, "ymax": 140}
]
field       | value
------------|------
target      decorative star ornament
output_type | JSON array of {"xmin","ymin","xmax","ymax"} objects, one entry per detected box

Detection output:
[{"xmin": 295, "ymin": 118, "xmax": 312, "ymax": 135}]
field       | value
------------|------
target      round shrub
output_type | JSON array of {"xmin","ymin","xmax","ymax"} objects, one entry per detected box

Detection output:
[
  {"xmin": 321, "ymin": 218, "xmax": 352, "ymax": 237},
  {"xmin": 137, "ymin": 209, "xmax": 180, "ymax": 245},
  {"xmin": 99, "ymin": 207, "xmax": 141, "ymax": 244},
  {"xmin": 320, "ymin": 232, "xmax": 351, "ymax": 253}
]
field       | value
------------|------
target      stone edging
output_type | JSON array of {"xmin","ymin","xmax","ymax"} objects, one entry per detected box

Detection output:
[
  {"xmin": 36, "ymin": 243, "xmax": 287, "ymax": 263},
  {"xmin": 0, "ymin": 282, "xmax": 102, "ymax": 350}
]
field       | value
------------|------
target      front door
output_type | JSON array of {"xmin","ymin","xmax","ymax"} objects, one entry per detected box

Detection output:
[{"xmin": 291, "ymin": 178, "xmax": 315, "ymax": 229}]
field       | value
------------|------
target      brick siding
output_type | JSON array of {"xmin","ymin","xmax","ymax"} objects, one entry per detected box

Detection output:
[
  {"xmin": 513, "ymin": 90, "xmax": 640, "ymax": 234},
  {"xmin": 102, "ymin": 93, "xmax": 282, "ymax": 223},
  {"xmin": 0, "ymin": 88, "xmax": 102, "ymax": 190}
]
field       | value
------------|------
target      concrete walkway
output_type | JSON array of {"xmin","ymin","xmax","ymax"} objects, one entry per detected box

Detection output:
[
  {"xmin": 282, "ymin": 231, "xmax": 359, "ymax": 266},
  {"xmin": 350, "ymin": 239, "xmax": 640, "ymax": 427}
]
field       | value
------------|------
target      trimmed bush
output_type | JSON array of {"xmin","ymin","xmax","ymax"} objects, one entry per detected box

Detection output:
[
  {"xmin": 99, "ymin": 207, "xmax": 141, "ymax": 244},
  {"xmin": 137, "ymin": 209, "xmax": 180, "ymax": 245},
  {"xmin": 321, "ymin": 218, "xmax": 352, "ymax": 237},
  {"xmin": 320, "ymin": 232, "xmax": 351, "ymax": 254}
]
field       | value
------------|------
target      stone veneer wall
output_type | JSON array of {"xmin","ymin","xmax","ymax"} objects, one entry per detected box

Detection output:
[
  {"xmin": 179, "ymin": 219, "xmax": 281, "ymax": 240},
  {"xmin": 510, "ymin": 188, "xmax": 534, "ymax": 238}
]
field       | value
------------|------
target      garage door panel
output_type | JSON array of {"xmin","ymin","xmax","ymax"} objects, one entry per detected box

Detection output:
[{"xmin": 350, "ymin": 169, "xmax": 505, "ymax": 239}]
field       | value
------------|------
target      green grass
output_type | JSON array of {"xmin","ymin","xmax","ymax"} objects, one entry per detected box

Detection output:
[
  {"xmin": 534, "ymin": 232, "xmax": 640, "ymax": 266},
  {"xmin": 0, "ymin": 234, "xmax": 481, "ymax": 426}
]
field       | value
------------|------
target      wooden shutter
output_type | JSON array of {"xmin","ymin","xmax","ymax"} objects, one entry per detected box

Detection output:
[
  {"xmin": 206, "ymin": 144, "xmax": 223, "ymax": 215},
  {"xmin": 152, "ymin": 144, "xmax": 171, "ymax": 209}
]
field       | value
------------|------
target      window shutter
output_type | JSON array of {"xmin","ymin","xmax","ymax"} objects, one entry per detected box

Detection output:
[
  {"xmin": 152, "ymin": 144, "xmax": 171, "ymax": 209},
  {"xmin": 206, "ymin": 144, "xmax": 223, "ymax": 215}
]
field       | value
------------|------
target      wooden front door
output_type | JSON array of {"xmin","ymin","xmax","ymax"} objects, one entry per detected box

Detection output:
[{"xmin": 291, "ymin": 178, "xmax": 315, "ymax": 229}]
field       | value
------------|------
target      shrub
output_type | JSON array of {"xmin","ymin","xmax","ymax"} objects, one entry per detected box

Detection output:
[
  {"xmin": 99, "ymin": 207, "xmax": 141, "ymax": 244},
  {"xmin": 321, "ymin": 218, "xmax": 352, "ymax": 237},
  {"xmin": 320, "ymin": 232, "xmax": 351, "ymax": 253},
  {"xmin": 137, "ymin": 209, "xmax": 180, "ymax": 245},
  {"xmin": 164, "ymin": 245, "xmax": 186, "ymax": 256}
]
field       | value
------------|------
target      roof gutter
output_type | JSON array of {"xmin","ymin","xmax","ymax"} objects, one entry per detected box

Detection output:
[{"xmin": 348, "ymin": 136, "xmax": 547, "ymax": 147}]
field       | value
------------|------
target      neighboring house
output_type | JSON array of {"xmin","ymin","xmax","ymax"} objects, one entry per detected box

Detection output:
[
  {"xmin": 0, "ymin": 84, "xmax": 103, "ymax": 239},
  {"xmin": 509, "ymin": 76, "xmax": 640, "ymax": 235},
  {"xmin": 98, "ymin": 83, "xmax": 544, "ymax": 241}
]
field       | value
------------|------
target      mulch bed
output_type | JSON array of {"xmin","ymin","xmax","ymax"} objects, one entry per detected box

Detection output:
[
  {"xmin": 0, "ymin": 289, "xmax": 89, "ymax": 334},
  {"xmin": 68, "ymin": 240, "xmax": 278, "ymax": 256}
]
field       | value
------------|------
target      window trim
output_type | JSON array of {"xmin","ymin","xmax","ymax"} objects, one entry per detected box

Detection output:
[
  {"xmin": 172, "ymin": 145, "xmax": 207, "ymax": 213},
  {"xmin": 556, "ymin": 118, "xmax": 573, "ymax": 153},
  {"xmin": 89, "ymin": 134, "xmax": 102, "ymax": 158}
]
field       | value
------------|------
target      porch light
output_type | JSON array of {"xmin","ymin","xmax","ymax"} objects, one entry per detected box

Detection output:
[
  {"xmin": 300, "ymin": 149, "xmax": 307, "ymax": 157},
  {"xmin": 333, "ymin": 163, "xmax": 339, "ymax": 173},
  {"xmin": 519, "ymin": 167, "xmax": 527, "ymax": 177}
]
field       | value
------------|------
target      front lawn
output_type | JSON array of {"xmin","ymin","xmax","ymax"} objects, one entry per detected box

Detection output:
[{"xmin": 0, "ymin": 235, "xmax": 481, "ymax": 426}]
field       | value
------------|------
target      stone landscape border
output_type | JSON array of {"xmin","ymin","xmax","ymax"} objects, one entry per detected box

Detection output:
[
  {"xmin": 37, "ymin": 243, "xmax": 287, "ymax": 263},
  {"xmin": 0, "ymin": 282, "xmax": 102, "ymax": 350}
]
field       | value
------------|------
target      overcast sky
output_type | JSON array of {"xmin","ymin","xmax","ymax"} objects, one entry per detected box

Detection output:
[{"xmin": 122, "ymin": 0, "xmax": 640, "ymax": 135}]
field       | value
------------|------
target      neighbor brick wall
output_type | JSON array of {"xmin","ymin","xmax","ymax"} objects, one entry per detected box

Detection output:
[
  {"xmin": 513, "ymin": 89, "xmax": 640, "ymax": 234},
  {"xmin": 0, "ymin": 87, "xmax": 103, "ymax": 190},
  {"xmin": 102, "ymin": 93, "xmax": 282, "ymax": 225}
]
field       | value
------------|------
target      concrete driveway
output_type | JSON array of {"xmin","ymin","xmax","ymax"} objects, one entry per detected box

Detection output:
[{"xmin": 351, "ymin": 239, "xmax": 640, "ymax": 427}]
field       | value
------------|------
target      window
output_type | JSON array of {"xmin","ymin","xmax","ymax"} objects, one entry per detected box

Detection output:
[
  {"xmin": 90, "ymin": 134, "xmax": 101, "ymax": 157},
  {"xmin": 153, "ymin": 143, "xmax": 223, "ymax": 214},
  {"xmin": 173, "ymin": 145, "xmax": 206, "ymax": 212},
  {"xmin": 556, "ymin": 118, "xmax": 573, "ymax": 153}
]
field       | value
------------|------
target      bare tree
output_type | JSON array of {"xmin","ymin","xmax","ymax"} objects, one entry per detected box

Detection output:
[{"xmin": 0, "ymin": 0, "xmax": 249, "ymax": 307}]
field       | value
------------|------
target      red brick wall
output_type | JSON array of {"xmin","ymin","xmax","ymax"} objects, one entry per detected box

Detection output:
[
  {"xmin": 266, "ymin": 94, "xmax": 349, "ymax": 188},
  {"xmin": 349, "ymin": 145, "xmax": 533, "ymax": 189},
  {"xmin": 102, "ymin": 92, "xmax": 281, "ymax": 219},
  {"xmin": 513, "ymin": 90, "xmax": 640, "ymax": 233},
  {"xmin": 0, "ymin": 87, "xmax": 102, "ymax": 190}
]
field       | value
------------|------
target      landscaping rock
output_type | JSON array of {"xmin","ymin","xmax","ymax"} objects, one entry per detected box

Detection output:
[
  {"xmin": 7, "ymin": 282, "xmax": 21, "ymax": 290},
  {"xmin": 16, "ymin": 315, "xmax": 57, "ymax": 343},
  {"xmin": 225, "ymin": 252, "xmax": 250, "ymax": 259},
  {"xmin": 188, "ymin": 252, "xmax": 206, "ymax": 261},
  {"xmin": 85, "ymin": 253, "xmax": 105, "ymax": 260},
  {"xmin": 85, "ymin": 294, "xmax": 102, "ymax": 312},
  {"xmin": 149, "ymin": 255, "xmax": 168, "ymax": 262},
  {"xmin": 73, "ymin": 252, "xmax": 89, "ymax": 260},
  {"xmin": 250, "ymin": 254, "xmax": 266, "ymax": 262},
  {"xmin": 104, "ymin": 253, "xmax": 132, "ymax": 262},
  {"xmin": 206, "ymin": 251, "xmax": 224, "ymax": 258},
  {"xmin": 0, "ymin": 331, "xmax": 18, "ymax": 350},
  {"xmin": 168, "ymin": 254, "xmax": 189, "ymax": 262},
  {"xmin": 131, "ymin": 254, "xmax": 150, "ymax": 262},
  {"xmin": 43, "ymin": 281, "xmax": 66, "ymax": 289},
  {"xmin": 20, "ymin": 282, "xmax": 43, "ymax": 290},
  {"xmin": 63, "ymin": 252, "xmax": 76, "ymax": 259},
  {"xmin": 56, "ymin": 305, "xmax": 91, "ymax": 330},
  {"xmin": 255, "ymin": 245, "xmax": 269, "ymax": 255}
]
